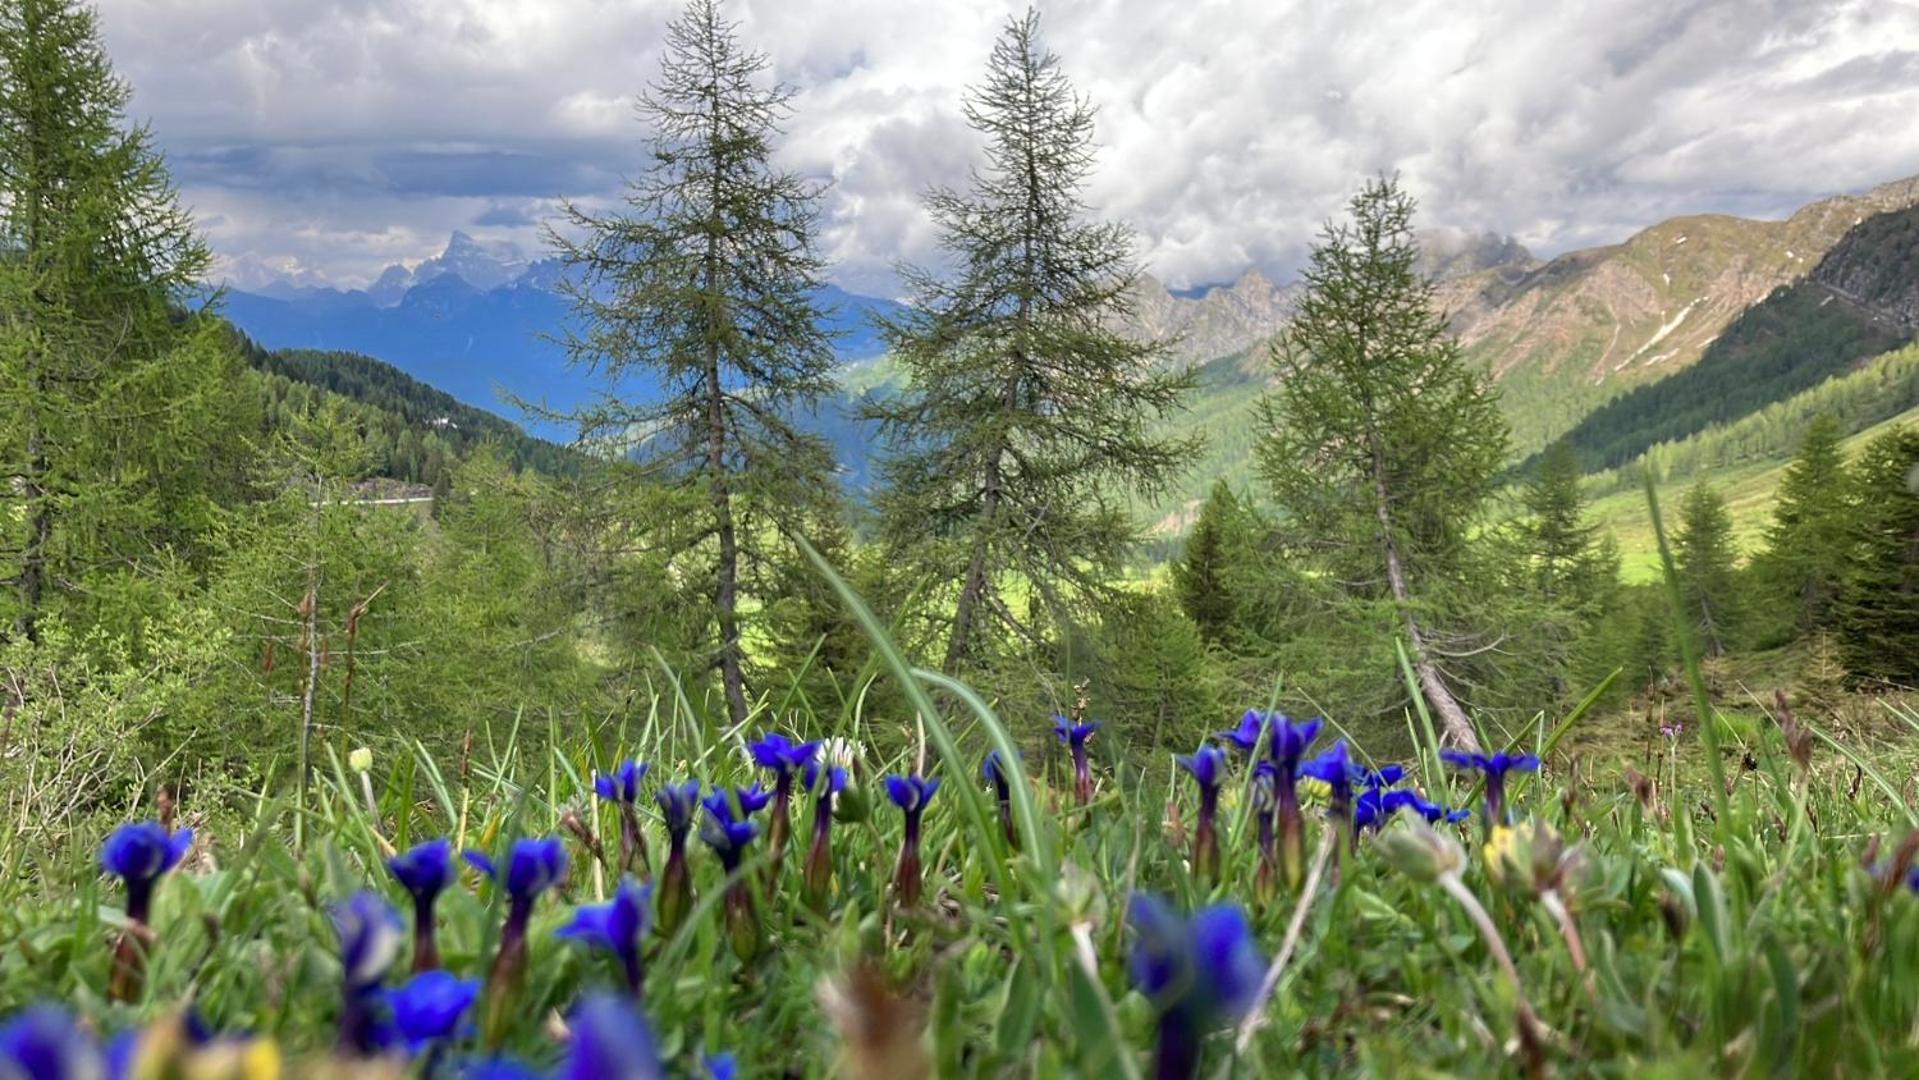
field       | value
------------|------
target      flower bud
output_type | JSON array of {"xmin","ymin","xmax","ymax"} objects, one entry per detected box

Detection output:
[
  {"xmin": 349, "ymin": 747, "xmax": 373, "ymax": 773},
  {"xmin": 1375, "ymin": 821, "xmax": 1464, "ymax": 883}
]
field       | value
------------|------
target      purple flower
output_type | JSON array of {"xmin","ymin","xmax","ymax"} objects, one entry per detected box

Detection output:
[
  {"xmin": 557, "ymin": 879, "xmax": 651, "ymax": 997},
  {"xmin": 747, "ymin": 733, "xmax": 820, "ymax": 778},
  {"xmin": 593, "ymin": 760, "xmax": 649, "ymax": 804},
  {"xmin": 1441, "ymin": 750, "xmax": 1541, "ymax": 826},
  {"xmin": 100, "ymin": 821, "xmax": 193, "ymax": 923},
  {"xmin": 387, "ymin": 970, "xmax": 479, "ymax": 1055},
  {"xmin": 0, "ymin": 1006, "xmax": 102, "ymax": 1079},
  {"xmin": 1127, "ymin": 894, "xmax": 1266, "ymax": 1079},
  {"xmin": 982, "ymin": 750, "xmax": 1019, "ymax": 849},
  {"xmin": 388, "ymin": 838, "xmax": 455, "ymax": 973},
  {"xmin": 654, "ymin": 780, "xmax": 701, "ymax": 838},
  {"xmin": 1054, "ymin": 716, "xmax": 1101, "ymax": 805},
  {"xmin": 467, "ymin": 839, "xmax": 568, "ymax": 1049},
  {"xmin": 1176, "ymin": 745, "xmax": 1228, "ymax": 883},
  {"xmin": 1216, "ymin": 711, "xmax": 1265, "ymax": 754},
  {"xmin": 801, "ymin": 762, "xmax": 848, "ymax": 909},
  {"xmin": 332, "ymin": 891, "xmax": 405, "ymax": 1055},
  {"xmin": 885, "ymin": 774, "xmax": 941, "ymax": 907},
  {"xmin": 559, "ymin": 994, "xmax": 662, "ymax": 1080},
  {"xmin": 699, "ymin": 791, "xmax": 762, "ymax": 872}
]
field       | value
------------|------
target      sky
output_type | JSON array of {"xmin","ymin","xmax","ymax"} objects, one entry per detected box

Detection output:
[{"xmin": 96, "ymin": 0, "xmax": 1919, "ymax": 297}]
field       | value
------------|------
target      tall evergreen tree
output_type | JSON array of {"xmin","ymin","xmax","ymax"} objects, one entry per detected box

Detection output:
[
  {"xmin": 1254, "ymin": 176, "xmax": 1508, "ymax": 751},
  {"xmin": 866, "ymin": 9, "xmax": 1197, "ymax": 673},
  {"xmin": 546, "ymin": 0, "xmax": 838, "ymax": 724},
  {"xmin": 1521, "ymin": 440, "xmax": 1611, "ymax": 609},
  {"xmin": 1171, "ymin": 479, "xmax": 1248, "ymax": 645},
  {"xmin": 0, "ymin": 0, "xmax": 242, "ymax": 641},
  {"xmin": 1757, "ymin": 413, "xmax": 1854, "ymax": 635},
  {"xmin": 1672, "ymin": 482, "xmax": 1743, "ymax": 657},
  {"xmin": 1837, "ymin": 426, "xmax": 1919, "ymax": 685}
]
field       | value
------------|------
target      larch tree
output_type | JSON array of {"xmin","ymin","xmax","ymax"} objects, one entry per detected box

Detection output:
[
  {"xmin": 866, "ymin": 9, "xmax": 1197, "ymax": 674},
  {"xmin": 546, "ymin": 0, "xmax": 838, "ymax": 724},
  {"xmin": 1757, "ymin": 413, "xmax": 1854, "ymax": 634},
  {"xmin": 1254, "ymin": 176, "xmax": 1509, "ymax": 752},
  {"xmin": 1837, "ymin": 427, "xmax": 1919, "ymax": 684},
  {"xmin": 1673, "ymin": 482, "xmax": 1743, "ymax": 658},
  {"xmin": 0, "ymin": 0, "xmax": 243, "ymax": 642}
]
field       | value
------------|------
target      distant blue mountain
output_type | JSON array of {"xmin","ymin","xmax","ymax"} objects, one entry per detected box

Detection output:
[{"xmin": 219, "ymin": 234, "xmax": 907, "ymax": 438}]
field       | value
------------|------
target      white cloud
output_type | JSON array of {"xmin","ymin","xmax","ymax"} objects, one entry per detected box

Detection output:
[{"xmin": 97, "ymin": 0, "xmax": 1919, "ymax": 292}]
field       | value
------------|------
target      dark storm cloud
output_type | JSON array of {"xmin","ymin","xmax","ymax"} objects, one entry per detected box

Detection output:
[{"xmin": 93, "ymin": 0, "xmax": 1919, "ymax": 292}]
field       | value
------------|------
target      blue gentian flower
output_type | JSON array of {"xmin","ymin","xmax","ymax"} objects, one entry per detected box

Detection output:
[
  {"xmin": 1269, "ymin": 715, "xmax": 1324, "ymax": 770},
  {"xmin": 332, "ymin": 891, "xmax": 405, "ymax": 1056},
  {"xmin": 468, "ymin": 839, "xmax": 567, "ymax": 1050},
  {"xmin": 0, "ymin": 1005, "xmax": 102, "ymax": 1080},
  {"xmin": 1054, "ymin": 716, "xmax": 1101, "ymax": 805},
  {"xmin": 747, "ymin": 732, "xmax": 820, "ymax": 777},
  {"xmin": 748, "ymin": 734, "xmax": 820, "ymax": 876},
  {"xmin": 560, "ymin": 994, "xmax": 662, "ymax": 1080},
  {"xmin": 705, "ymin": 1052, "xmax": 738, "ymax": 1080},
  {"xmin": 557, "ymin": 879, "xmax": 651, "ymax": 997},
  {"xmin": 1251, "ymin": 762, "xmax": 1283, "ymax": 902},
  {"xmin": 654, "ymin": 780, "xmax": 701, "ymax": 937},
  {"xmin": 1216, "ymin": 711, "xmax": 1265, "ymax": 754},
  {"xmin": 101, "ymin": 821, "xmax": 193, "ymax": 924},
  {"xmin": 388, "ymin": 838, "xmax": 455, "ymax": 973},
  {"xmin": 1127, "ymin": 894, "xmax": 1266, "ymax": 1080},
  {"xmin": 700, "ymin": 789, "xmax": 765, "ymax": 959},
  {"xmin": 388, "ymin": 970, "xmax": 480, "ymax": 1056},
  {"xmin": 594, "ymin": 760, "xmax": 652, "ymax": 876},
  {"xmin": 801, "ymin": 762, "xmax": 848, "ymax": 910},
  {"xmin": 1176, "ymin": 744, "xmax": 1229, "ymax": 883},
  {"xmin": 1300, "ymin": 740, "xmax": 1357, "ymax": 811},
  {"xmin": 1441, "ymin": 750, "xmax": 1541, "ymax": 826},
  {"xmin": 884, "ymin": 774, "xmax": 940, "ymax": 907},
  {"xmin": 593, "ymin": 760, "xmax": 648, "ymax": 804}
]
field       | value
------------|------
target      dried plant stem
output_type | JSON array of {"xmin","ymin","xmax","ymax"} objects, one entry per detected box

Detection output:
[{"xmin": 1235, "ymin": 827, "xmax": 1335, "ymax": 1053}]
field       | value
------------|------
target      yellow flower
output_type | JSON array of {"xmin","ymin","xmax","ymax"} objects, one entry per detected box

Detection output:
[{"xmin": 1482, "ymin": 824, "xmax": 1518, "ymax": 885}]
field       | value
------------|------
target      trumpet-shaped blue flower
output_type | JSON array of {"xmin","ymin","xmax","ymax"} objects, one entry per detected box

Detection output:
[
  {"xmin": 699, "ymin": 791, "xmax": 762, "ymax": 871},
  {"xmin": 1176, "ymin": 745, "xmax": 1228, "ymax": 792},
  {"xmin": 801, "ymin": 762, "xmax": 848, "ymax": 909},
  {"xmin": 557, "ymin": 879, "xmax": 651, "ymax": 997},
  {"xmin": 885, "ymin": 774, "xmax": 940, "ymax": 907},
  {"xmin": 0, "ymin": 1005, "xmax": 102, "ymax": 1080},
  {"xmin": 747, "ymin": 732, "xmax": 820, "ymax": 777},
  {"xmin": 1176, "ymin": 744, "xmax": 1229, "ymax": 883},
  {"xmin": 1054, "ymin": 716, "xmax": 1101, "ymax": 805},
  {"xmin": 560, "ymin": 995, "xmax": 662, "ymax": 1080},
  {"xmin": 388, "ymin": 970, "xmax": 480, "ymax": 1054},
  {"xmin": 1216, "ymin": 711, "xmax": 1265, "ymax": 754},
  {"xmin": 461, "ymin": 1058, "xmax": 545, "ymax": 1080},
  {"xmin": 389, "ymin": 838, "xmax": 456, "ymax": 901},
  {"xmin": 464, "ymin": 838, "xmax": 568, "ymax": 903},
  {"xmin": 467, "ymin": 838, "xmax": 567, "ymax": 1050},
  {"xmin": 595, "ymin": 761, "xmax": 652, "ymax": 876},
  {"xmin": 593, "ymin": 760, "xmax": 648, "ymax": 804},
  {"xmin": 1269, "ymin": 715, "xmax": 1324, "ymax": 770},
  {"xmin": 332, "ymin": 891, "xmax": 405, "ymax": 1055},
  {"xmin": 654, "ymin": 779, "xmax": 701, "ymax": 937},
  {"xmin": 1441, "ymin": 749, "xmax": 1541, "ymax": 825},
  {"xmin": 389, "ymin": 838, "xmax": 455, "ymax": 973},
  {"xmin": 101, "ymin": 821, "xmax": 193, "ymax": 923},
  {"xmin": 333, "ymin": 891, "xmax": 406, "ymax": 992},
  {"xmin": 705, "ymin": 1052, "xmax": 738, "ymax": 1080},
  {"xmin": 883, "ymin": 775, "xmax": 941, "ymax": 814},
  {"xmin": 1128, "ymin": 894, "xmax": 1266, "ymax": 1080},
  {"xmin": 655, "ymin": 780, "xmax": 701, "ymax": 838}
]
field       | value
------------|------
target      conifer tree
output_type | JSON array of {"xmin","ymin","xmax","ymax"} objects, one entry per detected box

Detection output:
[
  {"xmin": 1757, "ymin": 413, "xmax": 1854, "ymax": 634},
  {"xmin": 546, "ymin": 0, "xmax": 838, "ymax": 724},
  {"xmin": 866, "ymin": 9, "xmax": 1197, "ymax": 673},
  {"xmin": 1171, "ymin": 480, "xmax": 1247, "ymax": 645},
  {"xmin": 1254, "ymin": 176, "xmax": 1508, "ymax": 750},
  {"xmin": 1521, "ymin": 440, "xmax": 1610, "ymax": 609},
  {"xmin": 1672, "ymin": 482, "xmax": 1742, "ymax": 657},
  {"xmin": 1837, "ymin": 427, "xmax": 1919, "ymax": 684},
  {"xmin": 0, "ymin": 0, "xmax": 243, "ymax": 641}
]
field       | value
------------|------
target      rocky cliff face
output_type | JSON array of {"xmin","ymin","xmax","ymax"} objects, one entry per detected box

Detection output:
[
  {"xmin": 1123, "ymin": 269, "xmax": 1300, "ymax": 367},
  {"xmin": 1811, "ymin": 203, "xmax": 1919, "ymax": 331}
]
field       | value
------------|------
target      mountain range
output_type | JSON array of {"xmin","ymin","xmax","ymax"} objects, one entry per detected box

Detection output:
[{"xmin": 221, "ymin": 174, "xmax": 1919, "ymax": 537}]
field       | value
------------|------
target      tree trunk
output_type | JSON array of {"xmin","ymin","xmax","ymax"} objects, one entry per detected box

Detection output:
[{"xmin": 1369, "ymin": 433, "xmax": 1481, "ymax": 753}]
